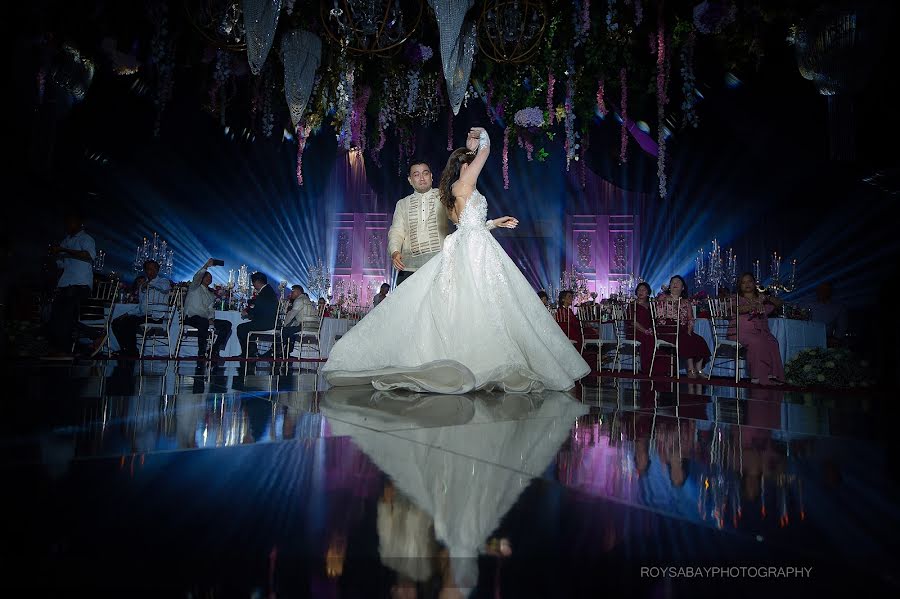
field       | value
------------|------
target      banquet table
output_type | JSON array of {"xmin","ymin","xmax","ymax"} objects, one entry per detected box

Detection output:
[
  {"xmin": 107, "ymin": 304, "xmax": 352, "ymax": 359},
  {"xmin": 290, "ymin": 317, "xmax": 352, "ymax": 360},
  {"xmin": 593, "ymin": 317, "xmax": 826, "ymax": 376}
]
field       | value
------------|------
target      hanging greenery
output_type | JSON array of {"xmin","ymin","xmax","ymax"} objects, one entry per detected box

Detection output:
[{"xmin": 53, "ymin": 1, "xmax": 794, "ymax": 188}]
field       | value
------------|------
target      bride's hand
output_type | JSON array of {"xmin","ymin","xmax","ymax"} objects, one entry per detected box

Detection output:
[
  {"xmin": 468, "ymin": 127, "xmax": 489, "ymax": 150},
  {"xmin": 493, "ymin": 216, "xmax": 519, "ymax": 229}
]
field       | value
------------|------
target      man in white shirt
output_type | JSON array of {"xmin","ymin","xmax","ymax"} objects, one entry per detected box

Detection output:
[
  {"xmin": 184, "ymin": 259, "xmax": 232, "ymax": 360},
  {"xmin": 46, "ymin": 212, "xmax": 96, "ymax": 357},
  {"xmin": 282, "ymin": 285, "xmax": 317, "ymax": 351},
  {"xmin": 388, "ymin": 159, "xmax": 450, "ymax": 286},
  {"xmin": 111, "ymin": 259, "xmax": 173, "ymax": 356}
]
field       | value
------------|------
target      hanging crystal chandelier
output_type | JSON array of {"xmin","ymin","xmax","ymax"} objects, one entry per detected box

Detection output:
[
  {"xmin": 320, "ymin": 0, "xmax": 424, "ymax": 54},
  {"xmin": 478, "ymin": 0, "xmax": 547, "ymax": 63},
  {"xmin": 184, "ymin": 1, "xmax": 247, "ymax": 50}
]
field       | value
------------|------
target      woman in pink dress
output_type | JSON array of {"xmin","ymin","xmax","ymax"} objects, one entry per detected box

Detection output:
[
  {"xmin": 728, "ymin": 272, "xmax": 785, "ymax": 385},
  {"xmin": 656, "ymin": 276, "xmax": 711, "ymax": 378}
]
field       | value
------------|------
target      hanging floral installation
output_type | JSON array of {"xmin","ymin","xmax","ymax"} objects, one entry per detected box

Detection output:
[
  {"xmin": 148, "ymin": 1, "xmax": 175, "ymax": 138},
  {"xmin": 606, "ymin": 0, "xmax": 618, "ymax": 32},
  {"xmin": 564, "ymin": 69, "xmax": 577, "ymax": 171},
  {"xmin": 56, "ymin": 0, "xmax": 792, "ymax": 193},
  {"xmin": 210, "ymin": 49, "xmax": 231, "ymax": 127},
  {"xmin": 655, "ymin": 10, "xmax": 669, "ymax": 198},
  {"xmin": 596, "ymin": 79, "xmax": 607, "ymax": 117},
  {"xmin": 632, "ymin": 0, "xmax": 644, "ymax": 27},
  {"xmin": 619, "ymin": 67, "xmax": 628, "ymax": 165},
  {"xmin": 350, "ymin": 85, "xmax": 371, "ymax": 151},
  {"xmin": 447, "ymin": 110, "xmax": 453, "ymax": 151},
  {"xmin": 546, "ymin": 69, "xmax": 556, "ymax": 127},
  {"xmin": 574, "ymin": 0, "xmax": 592, "ymax": 47},
  {"xmin": 514, "ymin": 107, "xmax": 543, "ymax": 162},
  {"xmin": 502, "ymin": 126, "xmax": 511, "ymax": 189},
  {"xmin": 296, "ymin": 122, "xmax": 311, "ymax": 185},
  {"xmin": 680, "ymin": 29, "xmax": 699, "ymax": 129}
]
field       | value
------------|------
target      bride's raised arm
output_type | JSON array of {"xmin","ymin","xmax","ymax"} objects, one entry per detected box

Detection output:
[{"xmin": 457, "ymin": 127, "xmax": 490, "ymax": 188}]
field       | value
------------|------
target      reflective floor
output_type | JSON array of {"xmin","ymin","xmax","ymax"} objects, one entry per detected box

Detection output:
[{"xmin": 4, "ymin": 360, "xmax": 899, "ymax": 597}]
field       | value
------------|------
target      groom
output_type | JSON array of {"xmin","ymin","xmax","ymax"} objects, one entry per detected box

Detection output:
[{"xmin": 387, "ymin": 159, "xmax": 450, "ymax": 286}]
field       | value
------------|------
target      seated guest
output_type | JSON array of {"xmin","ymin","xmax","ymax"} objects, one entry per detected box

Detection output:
[
  {"xmin": 317, "ymin": 297, "xmax": 332, "ymax": 317},
  {"xmin": 555, "ymin": 290, "xmax": 580, "ymax": 346},
  {"xmin": 809, "ymin": 281, "xmax": 848, "ymax": 347},
  {"xmin": 728, "ymin": 272, "xmax": 784, "ymax": 385},
  {"xmin": 183, "ymin": 259, "xmax": 232, "ymax": 360},
  {"xmin": 282, "ymin": 285, "xmax": 318, "ymax": 348},
  {"xmin": 657, "ymin": 275, "xmax": 711, "ymax": 378},
  {"xmin": 132, "ymin": 276, "xmax": 146, "ymax": 297},
  {"xmin": 111, "ymin": 260, "xmax": 172, "ymax": 356},
  {"xmin": 45, "ymin": 210, "xmax": 96, "ymax": 358},
  {"xmin": 625, "ymin": 282, "xmax": 659, "ymax": 374},
  {"xmin": 237, "ymin": 272, "xmax": 278, "ymax": 357},
  {"xmin": 537, "ymin": 290, "xmax": 550, "ymax": 309},
  {"xmin": 373, "ymin": 283, "xmax": 391, "ymax": 307},
  {"xmin": 555, "ymin": 290, "xmax": 598, "ymax": 347}
]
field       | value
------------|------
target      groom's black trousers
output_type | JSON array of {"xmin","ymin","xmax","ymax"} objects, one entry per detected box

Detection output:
[{"xmin": 395, "ymin": 270, "xmax": 414, "ymax": 286}]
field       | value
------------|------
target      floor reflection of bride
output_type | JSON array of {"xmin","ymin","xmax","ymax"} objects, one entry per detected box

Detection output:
[{"xmin": 321, "ymin": 387, "xmax": 588, "ymax": 596}]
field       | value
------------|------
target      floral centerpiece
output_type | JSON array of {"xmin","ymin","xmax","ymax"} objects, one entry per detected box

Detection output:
[
  {"xmin": 212, "ymin": 284, "xmax": 237, "ymax": 310},
  {"xmin": 691, "ymin": 289, "xmax": 710, "ymax": 318},
  {"xmin": 785, "ymin": 348, "xmax": 874, "ymax": 389},
  {"xmin": 782, "ymin": 304, "xmax": 811, "ymax": 321}
]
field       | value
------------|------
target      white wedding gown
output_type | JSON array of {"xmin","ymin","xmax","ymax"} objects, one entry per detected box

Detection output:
[{"xmin": 322, "ymin": 190, "xmax": 591, "ymax": 394}]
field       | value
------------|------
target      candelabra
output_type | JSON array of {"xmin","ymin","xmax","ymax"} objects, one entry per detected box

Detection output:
[
  {"xmin": 236, "ymin": 265, "xmax": 250, "ymax": 294},
  {"xmin": 559, "ymin": 266, "xmax": 591, "ymax": 304},
  {"xmin": 753, "ymin": 252, "xmax": 797, "ymax": 296},
  {"xmin": 332, "ymin": 279, "xmax": 362, "ymax": 315},
  {"xmin": 225, "ymin": 265, "xmax": 250, "ymax": 311},
  {"xmin": 618, "ymin": 273, "xmax": 641, "ymax": 300},
  {"xmin": 132, "ymin": 232, "xmax": 175, "ymax": 277},
  {"xmin": 92, "ymin": 249, "xmax": 106, "ymax": 272},
  {"xmin": 307, "ymin": 258, "xmax": 332, "ymax": 301},
  {"xmin": 694, "ymin": 239, "xmax": 737, "ymax": 295}
]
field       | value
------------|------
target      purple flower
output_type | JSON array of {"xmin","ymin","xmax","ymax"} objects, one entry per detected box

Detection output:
[
  {"xmin": 514, "ymin": 107, "xmax": 544, "ymax": 128},
  {"xmin": 405, "ymin": 43, "xmax": 433, "ymax": 65}
]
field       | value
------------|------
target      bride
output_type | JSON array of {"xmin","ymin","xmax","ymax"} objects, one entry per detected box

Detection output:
[{"xmin": 323, "ymin": 127, "xmax": 591, "ymax": 393}]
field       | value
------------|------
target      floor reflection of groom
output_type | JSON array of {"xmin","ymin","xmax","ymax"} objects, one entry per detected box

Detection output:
[{"xmin": 388, "ymin": 159, "xmax": 450, "ymax": 286}]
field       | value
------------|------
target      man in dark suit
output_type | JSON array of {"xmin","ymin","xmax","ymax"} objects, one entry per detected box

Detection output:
[{"xmin": 237, "ymin": 272, "xmax": 278, "ymax": 357}]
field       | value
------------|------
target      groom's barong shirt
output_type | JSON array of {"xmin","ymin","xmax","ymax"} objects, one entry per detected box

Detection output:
[{"xmin": 387, "ymin": 188, "xmax": 450, "ymax": 272}]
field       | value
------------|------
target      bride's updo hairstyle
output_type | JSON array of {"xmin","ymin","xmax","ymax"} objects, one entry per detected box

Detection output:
[{"xmin": 439, "ymin": 148, "xmax": 476, "ymax": 213}]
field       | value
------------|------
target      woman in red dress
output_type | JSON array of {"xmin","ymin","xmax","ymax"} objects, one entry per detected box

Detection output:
[
  {"xmin": 728, "ymin": 272, "xmax": 785, "ymax": 384},
  {"xmin": 625, "ymin": 282, "xmax": 659, "ymax": 374},
  {"xmin": 656, "ymin": 276, "xmax": 711, "ymax": 378}
]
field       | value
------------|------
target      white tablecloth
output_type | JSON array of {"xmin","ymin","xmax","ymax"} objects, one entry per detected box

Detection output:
[
  {"xmin": 596, "ymin": 318, "xmax": 826, "ymax": 375},
  {"xmin": 290, "ymin": 317, "xmax": 351, "ymax": 359}
]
